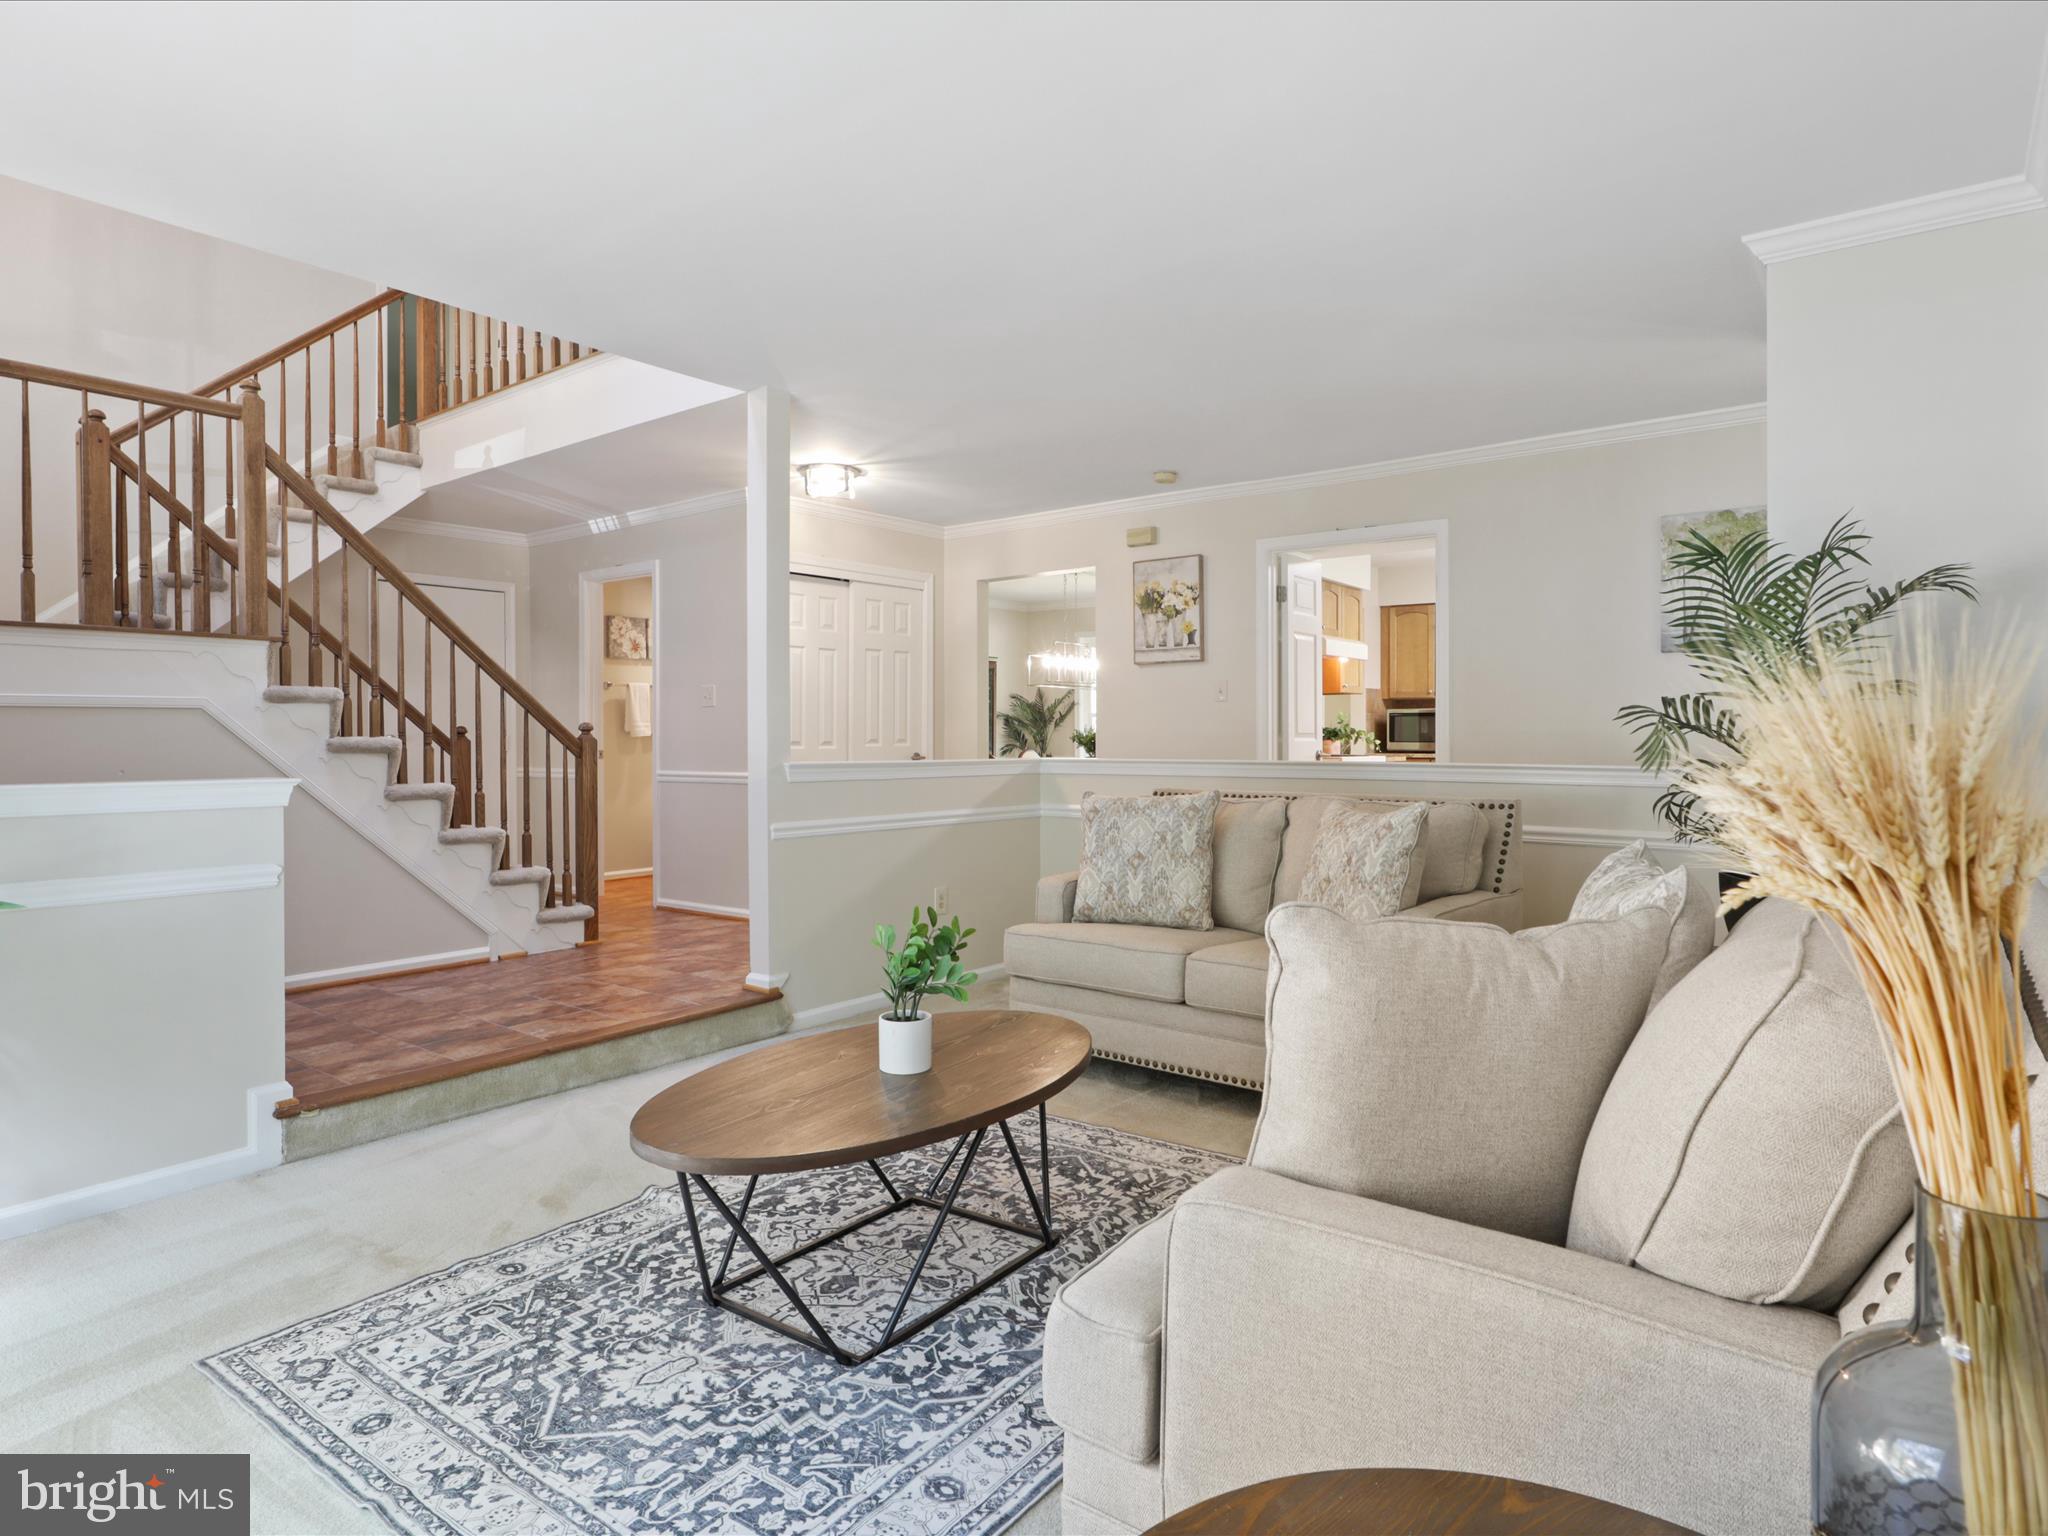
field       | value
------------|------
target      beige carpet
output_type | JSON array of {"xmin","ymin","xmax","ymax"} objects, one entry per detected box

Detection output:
[{"xmin": 0, "ymin": 979, "xmax": 1257, "ymax": 1535}]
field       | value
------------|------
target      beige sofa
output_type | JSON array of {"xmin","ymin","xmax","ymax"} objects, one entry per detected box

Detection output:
[
  {"xmin": 1040, "ymin": 891, "xmax": 2048, "ymax": 1536},
  {"xmin": 1005, "ymin": 791, "xmax": 1522, "ymax": 1088}
]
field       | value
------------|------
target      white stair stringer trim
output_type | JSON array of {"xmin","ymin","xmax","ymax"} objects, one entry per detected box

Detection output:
[{"xmin": 0, "ymin": 628, "xmax": 579, "ymax": 955}]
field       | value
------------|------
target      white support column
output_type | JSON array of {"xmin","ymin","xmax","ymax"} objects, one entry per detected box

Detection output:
[{"xmin": 744, "ymin": 386, "xmax": 792, "ymax": 990}]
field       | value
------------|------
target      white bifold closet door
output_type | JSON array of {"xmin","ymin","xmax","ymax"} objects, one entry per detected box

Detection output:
[{"xmin": 788, "ymin": 573, "xmax": 926, "ymax": 763}]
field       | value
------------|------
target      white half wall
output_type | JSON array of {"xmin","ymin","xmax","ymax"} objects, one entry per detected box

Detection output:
[{"xmin": 0, "ymin": 780, "xmax": 293, "ymax": 1239}]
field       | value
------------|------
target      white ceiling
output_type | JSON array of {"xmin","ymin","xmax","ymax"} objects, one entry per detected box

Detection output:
[
  {"xmin": 3, "ymin": 3, "xmax": 2044, "ymax": 527},
  {"xmin": 408, "ymin": 396, "xmax": 747, "ymax": 537},
  {"xmin": 987, "ymin": 568, "xmax": 1098, "ymax": 611}
]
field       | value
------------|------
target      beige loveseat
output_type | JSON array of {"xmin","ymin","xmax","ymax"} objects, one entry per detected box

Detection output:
[{"xmin": 1004, "ymin": 791, "xmax": 1522, "ymax": 1087}]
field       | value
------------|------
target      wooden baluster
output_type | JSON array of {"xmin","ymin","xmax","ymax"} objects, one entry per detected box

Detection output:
[
  {"xmin": 113, "ymin": 468, "xmax": 129, "ymax": 625},
  {"xmin": 303, "ymin": 346, "xmax": 313, "ymax": 484},
  {"xmin": 78, "ymin": 407, "xmax": 114, "ymax": 626},
  {"xmin": 498, "ymin": 320, "xmax": 509, "ymax": 392},
  {"xmin": 516, "ymin": 324, "xmax": 527, "ymax": 383},
  {"xmin": 168, "ymin": 417, "xmax": 183, "ymax": 630},
  {"xmin": 375, "ymin": 303, "xmax": 387, "ymax": 449},
  {"xmin": 275, "ymin": 430, "xmax": 290, "ymax": 682},
  {"xmin": 371, "ymin": 570, "xmax": 382, "ymax": 734},
  {"xmin": 191, "ymin": 414, "xmax": 210, "ymax": 633},
  {"xmin": 551, "ymin": 336, "xmax": 562, "ymax": 369},
  {"xmin": 543, "ymin": 733, "xmax": 554, "ymax": 905},
  {"xmin": 451, "ymin": 726, "xmax": 472, "ymax": 829},
  {"xmin": 276, "ymin": 360, "xmax": 287, "ymax": 526},
  {"xmin": 222, "ymin": 409, "xmax": 238, "ymax": 631},
  {"xmin": 338, "ymin": 543, "xmax": 350, "ymax": 732},
  {"xmin": 520, "ymin": 709, "xmax": 533, "ymax": 868},
  {"xmin": 307, "ymin": 501, "xmax": 321, "ymax": 686},
  {"xmin": 570, "ymin": 340, "xmax": 582, "ymax": 362},
  {"xmin": 238, "ymin": 383, "xmax": 267, "ymax": 643},
  {"xmin": 466, "ymin": 310, "xmax": 478, "ymax": 400},
  {"xmin": 499, "ymin": 686, "xmax": 509, "ymax": 868},
  {"xmin": 396, "ymin": 593, "xmax": 406, "ymax": 779},
  {"xmin": 577, "ymin": 723, "xmax": 598, "ymax": 937},
  {"xmin": 18, "ymin": 381, "xmax": 31, "ymax": 621},
  {"xmin": 135, "ymin": 401, "xmax": 154, "ymax": 629},
  {"xmin": 423, "ymin": 620, "xmax": 433, "ymax": 782},
  {"xmin": 326, "ymin": 332, "xmax": 338, "ymax": 477},
  {"xmin": 448, "ymin": 632, "xmax": 457, "ymax": 779},
  {"xmin": 473, "ymin": 662, "xmax": 484, "ymax": 827},
  {"xmin": 350, "ymin": 322, "xmax": 363, "ymax": 477},
  {"xmin": 561, "ymin": 741, "xmax": 573, "ymax": 907}
]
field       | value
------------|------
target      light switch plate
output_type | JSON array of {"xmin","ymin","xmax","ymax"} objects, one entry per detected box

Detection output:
[{"xmin": 699, "ymin": 684, "xmax": 717, "ymax": 707}]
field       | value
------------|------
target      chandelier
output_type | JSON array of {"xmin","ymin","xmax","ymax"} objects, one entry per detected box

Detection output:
[{"xmin": 1026, "ymin": 569, "xmax": 1097, "ymax": 689}]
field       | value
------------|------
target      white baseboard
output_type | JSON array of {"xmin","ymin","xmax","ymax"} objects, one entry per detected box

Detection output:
[
  {"xmin": 790, "ymin": 964, "xmax": 1010, "ymax": 1030},
  {"xmin": 0, "ymin": 1080, "xmax": 291, "ymax": 1243},
  {"xmin": 286, "ymin": 946, "xmax": 492, "ymax": 990},
  {"xmin": 655, "ymin": 897, "xmax": 750, "ymax": 919},
  {"xmin": 604, "ymin": 867, "xmax": 654, "ymax": 880}
]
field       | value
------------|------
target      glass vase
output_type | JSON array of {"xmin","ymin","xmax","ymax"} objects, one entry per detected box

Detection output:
[{"xmin": 1813, "ymin": 1187, "xmax": 2048, "ymax": 1535}]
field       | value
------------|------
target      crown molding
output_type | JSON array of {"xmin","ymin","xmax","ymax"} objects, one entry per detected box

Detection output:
[
  {"xmin": 791, "ymin": 493, "xmax": 942, "ymax": 540},
  {"xmin": 381, "ymin": 516, "xmax": 531, "ymax": 547},
  {"xmin": 1742, "ymin": 176, "xmax": 2045, "ymax": 266},
  {"xmin": 936, "ymin": 402, "xmax": 1765, "ymax": 541}
]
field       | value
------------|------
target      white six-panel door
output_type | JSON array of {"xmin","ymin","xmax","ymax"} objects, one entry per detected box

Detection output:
[
  {"xmin": 1283, "ymin": 558, "xmax": 1325, "ymax": 762},
  {"xmin": 849, "ymin": 580, "xmax": 922, "ymax": 760},
  {"xmin": 788, "ymin": 575, "xmax": 849, "ymax": 763}
]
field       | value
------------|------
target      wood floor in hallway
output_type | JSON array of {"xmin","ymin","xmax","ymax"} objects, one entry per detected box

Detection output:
[{"xmin": 280, "ymin": 877, "xmax": 763, "ymax": 1115}]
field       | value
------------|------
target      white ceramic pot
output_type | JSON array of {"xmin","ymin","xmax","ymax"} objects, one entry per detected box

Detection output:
[{"xmin": 879, "ymin": 1011, "xmax": 933, "ymax": 1075}]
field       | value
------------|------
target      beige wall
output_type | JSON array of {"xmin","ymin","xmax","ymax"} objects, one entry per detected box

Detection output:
[
  {"xmin": 0, "ymin": 174, "xmax": 379, "ymax": 621},
  {"xmin": 0, "ymin": 786, "xmax": 287, "ymax": 1234},
  {"xmin": 598, "ymin": 576, "xmax": 655, "ymax": 875},
  {"xmin": 939, "ymin": 423, "xmax": 1763, "ymax": 764},
  {"xmin": 0, "ymin": 704, "xmax": 487, "ymax": 981},
  {"xmin": 1767, "ymin": 210, "xmax": 2048, "ymax": 721}
]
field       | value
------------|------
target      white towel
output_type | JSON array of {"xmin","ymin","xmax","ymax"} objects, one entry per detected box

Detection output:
[{"xmin": 623, "ymin": 682, "xmax": 653, "ymax": 738}]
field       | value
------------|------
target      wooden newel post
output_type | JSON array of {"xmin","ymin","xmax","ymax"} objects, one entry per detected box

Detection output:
[
  {"xmin": 76, "ymin": 408, "xmax": 114, "ymax": 626},
  {"xmin": 236, "ymin": 382, "xmax": 269, "ymax": 642},
  {"xmin": 450, "ymin": 726, "xmax": 473, "ymax": 829},
  {"xmin": 577, "ymin": 722, "xmax": 600, "ymax": 941}
]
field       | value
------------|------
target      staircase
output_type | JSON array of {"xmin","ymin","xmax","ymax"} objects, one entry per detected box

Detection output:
[{"xmin": 3, "ymin": 292, "xmax": 606, "ymax": 951}]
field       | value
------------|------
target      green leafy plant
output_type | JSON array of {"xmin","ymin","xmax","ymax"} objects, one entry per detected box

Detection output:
[
  {"xmin": 1617, "ymin": 515, "xmax": 1974, "ymax": 842},
  {"xmin": 874, "ymin": 907, "xmax": 979, "ymax": 1021},
  {"xmin": 997, "ymin": 688, "xmax": 1076, "ymax": 756},
  {"xmin": 1072, "ymin": 727, "xmax": 1097, "ymax": 756},
  {"xmin": 1324, "ymin": 712, "xmax": 1379, "ymax": 755}
]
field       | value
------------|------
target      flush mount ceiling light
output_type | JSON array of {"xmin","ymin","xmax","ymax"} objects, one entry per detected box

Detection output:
[{"xmin": 795, "ymin": 462, "xmax": 866, "ymax": 500}]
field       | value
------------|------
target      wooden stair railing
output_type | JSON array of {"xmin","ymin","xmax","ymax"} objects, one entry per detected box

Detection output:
[
  {"xmin": 4, "ymin": 351, "xmax": 599, "ymax": 941},
  {"xmin": 266, "ymin": 447, "xmax": 599, "ymax": 939}
]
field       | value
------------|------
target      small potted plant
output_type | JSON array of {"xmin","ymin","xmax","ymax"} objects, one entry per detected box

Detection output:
[
  {"xmin": 1326, "ymin": 712, "xmax": 1380, "ymax": 757},
  {"xmin": 873, "ymin": 907, "xmax": 979, "ymax": 1074},
  {"xmin": 1072, "ymin": 727, "xmax": 1096, "ymax": 758}
]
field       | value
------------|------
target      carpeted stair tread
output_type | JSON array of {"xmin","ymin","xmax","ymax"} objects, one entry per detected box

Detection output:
[
  {"xmin": 328, "ymin": 736, "xmax": 402, "ymax": 757},
  {"xmin": 438, "ymin": 826, "xmax": 506, "ymax": 847},
  {"xmin": 385, "ymin": 783, "xmax": 455, "ymax": 804},
  {"xmin": 366, "ymin": 445, "xmax": 424, "ymax": 468},
  {"xmin": 536, "ymin": 903, "xmax": 595, "ymax": 925},
  {"xmin": 489, "ymin": 866, "xmax": 553, "ymax": 888},
  {"xmin": 313, "ymin": 472, "xmax": 379, "ymax": 496}
]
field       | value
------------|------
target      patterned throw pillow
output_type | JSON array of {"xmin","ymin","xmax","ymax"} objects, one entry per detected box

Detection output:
[
  {"xmin": 1073, "ymin": 791, "xmax": 1219, "ymax": 930},
  {"xmin": 1571, "ymin": 839, "xmax": 1687, "ymax": 923},
  {"xmin": 1298, "ymin": 800, "xmax": 1428, "ymax": 921}
]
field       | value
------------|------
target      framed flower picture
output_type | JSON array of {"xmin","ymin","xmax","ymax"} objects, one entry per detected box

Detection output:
[
  {"xmin": 1133, "ymin": 554, "xmax": 1202, "ymax": 664},
  {"xmin": 606, "ymin": 614, "xmax": 650, "ymax": 661}
]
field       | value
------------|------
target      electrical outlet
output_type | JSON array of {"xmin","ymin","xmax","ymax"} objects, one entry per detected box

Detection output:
[
  {"xmin": 699, "ymin": 684, "xmax": 717, "ymax": 707},
  {"xmin": 1214, "ymin": 682, "xmax": 1229, "ymax": 703},
  {"xmin": 933, "ymin": 886, "xmax": 949, "ymax": 914}
]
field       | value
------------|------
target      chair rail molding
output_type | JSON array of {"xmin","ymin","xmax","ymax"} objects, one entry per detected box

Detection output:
[
  {"xmin": 0, "ymin": 863, "xmax": 281, "ymax": 909},
  {"xmin": 0, "ymin": 777, "xmax": 297, "ymax": 818},
  {"xmin": 783, "ymin": 757, "xmax": 1664, "ymax": 789}
]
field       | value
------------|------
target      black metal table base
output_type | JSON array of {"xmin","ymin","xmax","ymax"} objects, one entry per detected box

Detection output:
[{"xmin": 675, "ymin": 1102, "xmax": 1058, "ymax": 1366}]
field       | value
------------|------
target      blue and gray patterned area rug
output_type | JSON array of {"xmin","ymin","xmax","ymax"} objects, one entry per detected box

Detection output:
[{"xmin": 204, "ymin": 1116, "xmax": 1228, "ymax": 1536}]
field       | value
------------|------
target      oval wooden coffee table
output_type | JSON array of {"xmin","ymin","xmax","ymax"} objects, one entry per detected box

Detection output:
[
  {"xmin": 631, "ymin": 1009, "xmax": 1091, "ymax": 1366},
  {"xmin": 1146, "ymin": 1469, "xmax": 1697, "ymax": 1535}
]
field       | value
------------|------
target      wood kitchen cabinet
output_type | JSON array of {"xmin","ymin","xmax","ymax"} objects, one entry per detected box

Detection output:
[
  {"xmin": 1381, "ymin": 602, "xmax": 1435, "ymax": 701},
  {"xmin": 1321, "ymin": 579, "xmax": 1366, "ymax": 694}
]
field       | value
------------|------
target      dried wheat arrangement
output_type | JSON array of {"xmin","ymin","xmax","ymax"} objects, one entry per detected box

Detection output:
[{"xmin": 1680, "ymin": 620, "xmax": 2048, "ymax": 1535}]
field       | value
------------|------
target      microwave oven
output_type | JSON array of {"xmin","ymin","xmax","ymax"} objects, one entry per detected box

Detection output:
[{"xmin": 1384, "ymin": 707, "xmax": 1435, "ymax": 753}]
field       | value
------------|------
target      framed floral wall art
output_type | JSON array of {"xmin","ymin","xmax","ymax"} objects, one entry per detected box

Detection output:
[
  {"xmin": 1133, "ymin": 554, "xmax": 1203, "ymax": 664},
  {"xmin": 606, "ymin": 614, "xmax": 651, "ymax": 661}
]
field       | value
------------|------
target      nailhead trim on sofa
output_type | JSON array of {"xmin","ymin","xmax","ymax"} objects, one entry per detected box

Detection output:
[{"xmin": 1093, "ymin": 1046, "xmax": 1264, "ymax": 1091}]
